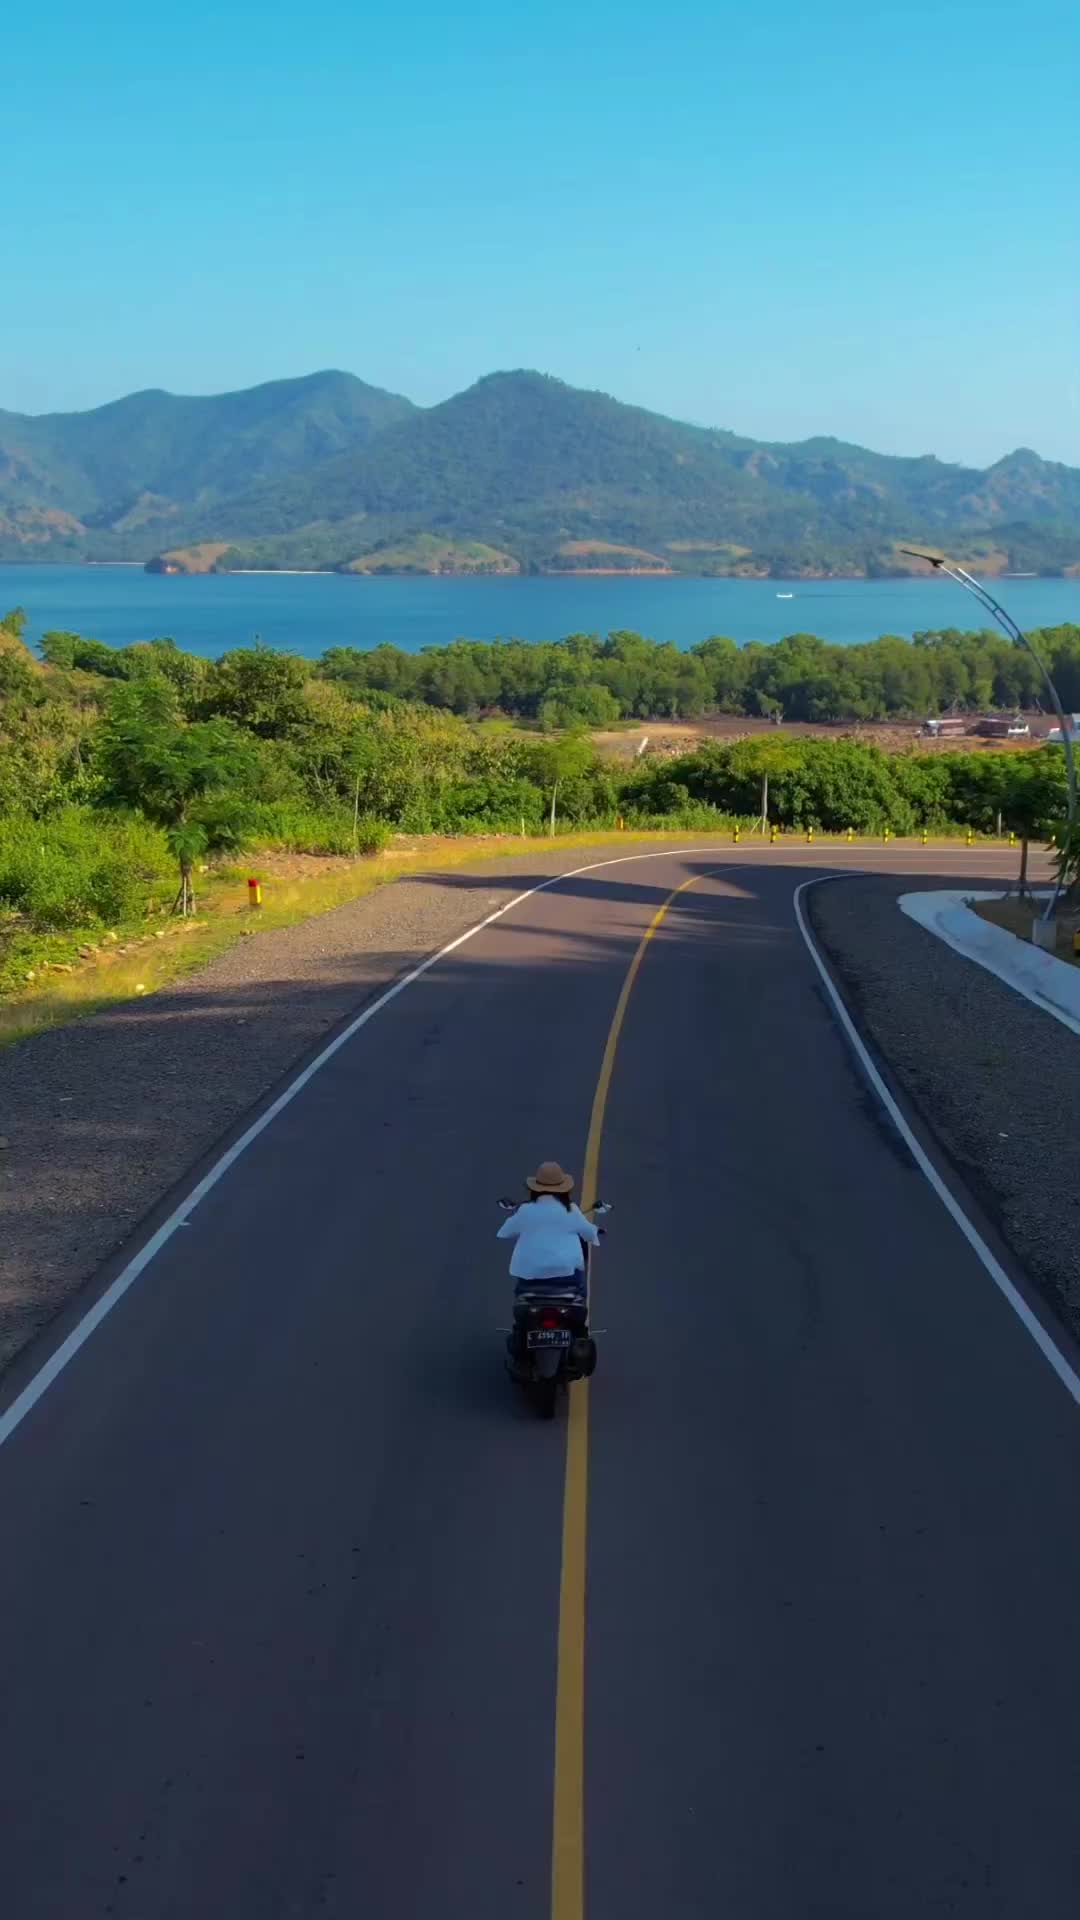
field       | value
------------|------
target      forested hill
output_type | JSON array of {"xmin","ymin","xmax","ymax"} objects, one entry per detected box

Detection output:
[
  {"xmin": 3, "ymin": 369, "xmax": 1080, "ymax": 578},
  {"xmin": 0, "ymin": 373, "xmax": 415, "ymax": 555}
]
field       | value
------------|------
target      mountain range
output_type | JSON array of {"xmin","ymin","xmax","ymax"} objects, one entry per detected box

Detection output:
[{"xmin": 2, "ymin": 368, "xmax": 1079, "ymax": 579}]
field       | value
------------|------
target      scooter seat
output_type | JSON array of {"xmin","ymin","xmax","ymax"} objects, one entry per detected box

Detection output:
[{"xmin": 515, "ymin": 1285, "xmax": 586, "ymax": 1306}]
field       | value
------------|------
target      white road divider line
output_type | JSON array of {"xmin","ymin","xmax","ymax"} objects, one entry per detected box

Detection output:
[{"xmin": 793, "ymin": 876, "xmax": 1080, "ymax": 1409}]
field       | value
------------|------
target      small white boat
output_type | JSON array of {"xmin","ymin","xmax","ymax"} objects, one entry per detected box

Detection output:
[{"xmin": 776, "ymin": 592, "xmax": 794, "ymax": 599}]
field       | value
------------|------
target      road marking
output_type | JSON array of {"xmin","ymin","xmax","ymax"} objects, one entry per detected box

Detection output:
[
  {"xmin": 0, "ymin": 848, "xmax": 740, "ymax": 1450},
  {"xmin": 793, "ymin": 877, "xmax": 1080, "ymax": 1408},
  {"xmin": 551, "ymin": 870, "xmax": 717, "ymax": 1920},
  {"xmin": 0, "ymin": 842, "xmax": 1025, "ymax": 1452}
]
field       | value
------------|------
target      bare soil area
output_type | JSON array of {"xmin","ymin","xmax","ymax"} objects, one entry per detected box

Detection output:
[
  {"xmin": 973, "ymin": 895, "xmax": 1080, "ymax": 966},
  {"xmin": 591, "ymin": 716, "xmax": 1051, "ymax": 760}
]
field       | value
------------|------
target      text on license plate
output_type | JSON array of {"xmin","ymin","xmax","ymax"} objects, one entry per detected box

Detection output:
[{"xmin": 527, "ymin": 1328, "xmax": 572, "ymax": 1350}]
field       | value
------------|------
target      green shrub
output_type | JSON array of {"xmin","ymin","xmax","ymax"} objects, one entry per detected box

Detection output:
[
  {"xmin": 431, "ymin": 775, "xmax": 547, "ymax": 834},
  {"xmin": 246, "ymin": 803, "xmax": 390, "ymax": 857},
  {"xmin": 621, "ymin": 800, "xmax": 736, "ymax": 831},
  {"xmin": 632, "ymin": 739, "xmax": 920, "ymax": 832},
  {"xmin": 0, "ymin": 808, "xmax": 172, "ymax": 930},
  {"xmin": 353, "ymin": 816, "xmax": 391, "ymax": 856}
]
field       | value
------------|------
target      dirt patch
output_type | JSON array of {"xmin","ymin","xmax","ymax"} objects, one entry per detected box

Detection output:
[
  {"xmin": 973, "ymin": 895, "xmax": 1080, "ymax": 966},
  {"xmin": 152, "ymin": 541, "xmax": 232, "ymax": 574},
  {"xmin": 590, "ymin": 716, "xmax": 1051, "ymax": 760}
]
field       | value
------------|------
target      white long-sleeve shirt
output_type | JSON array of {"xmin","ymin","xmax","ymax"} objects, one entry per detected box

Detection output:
[{"xmin": 497, "ymin": 1195, "xmax": 599, "ymax": 1279}]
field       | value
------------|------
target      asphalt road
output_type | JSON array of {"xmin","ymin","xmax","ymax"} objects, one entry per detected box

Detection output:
[{"xmin": 1, "ymin": 847, "xmax": 1078, "ymax": 1918}]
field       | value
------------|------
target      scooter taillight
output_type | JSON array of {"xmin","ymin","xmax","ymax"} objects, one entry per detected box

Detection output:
[{"xmin": 540, "ymin": 1314, "xmax": 560, "ymax": 1329}]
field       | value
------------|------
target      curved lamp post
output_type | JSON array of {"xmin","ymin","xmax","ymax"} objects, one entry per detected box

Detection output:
[{"xmin": 901, "ymin": 547, "xmax": 1076, "ymax": 919}]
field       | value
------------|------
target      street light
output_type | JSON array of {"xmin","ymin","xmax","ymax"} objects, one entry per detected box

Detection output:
[{"xmin": 900, "ymin": 547, "xmax": 1076, "ymax": 920}]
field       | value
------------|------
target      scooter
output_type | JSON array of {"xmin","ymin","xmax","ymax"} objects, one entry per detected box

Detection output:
[{"xmin": 498, "ymin": 1199, "xmax": 612, "ymax": 1419}]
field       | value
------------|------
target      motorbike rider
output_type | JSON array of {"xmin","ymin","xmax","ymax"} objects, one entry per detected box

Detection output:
[{"xmin": 497, "ymin": 1161, "xmax": 600, "ymax": 1292}]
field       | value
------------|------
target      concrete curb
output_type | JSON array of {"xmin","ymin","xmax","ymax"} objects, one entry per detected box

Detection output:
[{"xmin": 899, "ymin": 890, "xmax": 1080, "ymax": 1039}]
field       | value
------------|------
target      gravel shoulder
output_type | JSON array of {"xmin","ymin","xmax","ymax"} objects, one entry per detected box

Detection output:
[
  {"xmin": 809, "ymin": 874, "xmax": 1080, "ymax": 1344},
  {"xmin": 0, "ymin": 843, "xmax": 630, "ymax": 1378}
]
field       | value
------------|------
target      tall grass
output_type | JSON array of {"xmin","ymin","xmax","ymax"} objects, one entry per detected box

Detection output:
[
  {"xmin": 245, "ymin": 802, "xmax": 390, "ymax": 857},
  {"xmin": 0, "ymin": 808, "xmax": 173, "ymax": 929}
]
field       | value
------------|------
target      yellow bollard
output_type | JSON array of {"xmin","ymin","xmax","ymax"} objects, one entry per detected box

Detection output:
[
  {"xmin": 921, "ymin": 830, "xmax": 928, "ymax": 846},
  {"xmin": 884, "ymin": 827, "xmax": 891, "ymax": 844},
  {"xmin": 846, "ymin": 827, "xmax": 854, "ymax": 843},
  {"xmin": 1008, "ymin": 830, "xmax": 1016, "ymax": 848},
  {"xmin": 966, "ymin": 829, "xmax": 974, "ymax": 847},
  {"xmin": 770, "ymin": 825, "xmax": 778, "ymax": 844},
  {"xmin": 806, "ymin": 826, "xmax": 814, "ymax": 843},
  {"xmin": 733, "ymin": 826, "xmax": 741, "ymax": 845},
  {"xmin": 247, "ymin": 876, "xmax": 263, "ymax": 910}
]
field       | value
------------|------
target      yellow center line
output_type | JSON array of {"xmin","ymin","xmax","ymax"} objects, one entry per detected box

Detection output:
[{"xmin": 550, "ymin": 868, "xmax": 719, "ymax": 1920}]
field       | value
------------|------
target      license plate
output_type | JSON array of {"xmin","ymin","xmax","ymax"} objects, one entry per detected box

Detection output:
[{"xmin": 527, "ymin": 1328, "xmax": 572, "ymax": 1350}]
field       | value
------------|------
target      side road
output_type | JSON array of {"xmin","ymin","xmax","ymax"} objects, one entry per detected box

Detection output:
[
  {"xmin": 0, "ymin": 844, "xmax": 622, "ymax": 1377},
  {"xmin": 809, "ymin": 874, "xmax": 1080, "ymax": 1344}
]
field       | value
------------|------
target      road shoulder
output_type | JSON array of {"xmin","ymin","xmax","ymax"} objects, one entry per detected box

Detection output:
[{"xmin": 808, "ymin": 874, "xmax": 1080, "ymax": 1344}]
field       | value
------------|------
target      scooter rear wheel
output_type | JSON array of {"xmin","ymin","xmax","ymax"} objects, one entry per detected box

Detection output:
[{"xmin": 533, "ymin": 1377, "xmax": 558, "ymax": 1420}]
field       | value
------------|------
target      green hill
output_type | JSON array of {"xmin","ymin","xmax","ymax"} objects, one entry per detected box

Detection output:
[
  {"xmin": 3, "ymin": 367, "xmax": 1079, "ymax": 577},
  {"xmin": 0, "ymin": 371, "xmax": 414, "ymax": 533}
]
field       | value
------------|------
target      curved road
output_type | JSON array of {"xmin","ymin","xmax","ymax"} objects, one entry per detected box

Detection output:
[{"xmin": 1, "ymin": 848, "xmax": 1078, "ymax": 1917}]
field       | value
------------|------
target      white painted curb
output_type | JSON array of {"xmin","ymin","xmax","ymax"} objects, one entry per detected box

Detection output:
[
  {"xmin": 797, "ymin": 881, "xmax": 1080, "ymax": 1408},
  {"xmin": 899, "ymin": 890, "xmax": 1080, "ymax": 1039}
]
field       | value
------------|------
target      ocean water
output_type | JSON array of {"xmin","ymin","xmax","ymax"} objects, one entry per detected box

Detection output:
[{"xmin": 2, "ymin": 564, "xmax": 1078, "ymax": 659}]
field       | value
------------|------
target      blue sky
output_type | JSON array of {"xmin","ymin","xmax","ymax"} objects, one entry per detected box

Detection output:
[{"xmin": 5, "ymin": 0, "xmax": 1077, "ymax": 465}]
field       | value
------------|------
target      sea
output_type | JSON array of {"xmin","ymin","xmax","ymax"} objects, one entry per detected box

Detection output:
[{"xmin": 2, "ymin": 564, "xmax": 1079, "ymax": 660}]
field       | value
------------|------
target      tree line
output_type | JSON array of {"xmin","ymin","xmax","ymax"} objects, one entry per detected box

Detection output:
[
  {"xmin": 34, "ymin": 620, "xmax": 1080, "ymax": 729},
  {"xmin": 0, "ymin": 610, "xmax": 1072, "ymax": 970},
  {"xmin": 318, "ymin": 625, "xmax": 1080, "ymax": 726}
]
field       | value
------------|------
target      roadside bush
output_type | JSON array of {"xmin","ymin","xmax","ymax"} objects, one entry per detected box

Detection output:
[
  {"xmin": 0, "ymin": 808, "xmax": 172, "ymax": 930},
  {"xmin": 889, "ymin": 753, "xmax": 954, "ymax": 825},
  {"xmin": 937, "ymin": 748, "xmax": 1066, "ymax": 835},
  {"xmin": 353, "ymin": 816, "xmax": 392, "ymax": 856},
  {"xmin": 621, "ymin": 800, "xmax": 737, "ymax": 832},
  {"xmin": 432, "ymin": 775, "xmax": 547, "ymax": 834},
  {"xmin": 245, "ymin": 803, "xmax": 390, "ymax": 857},
  {"xmin": 782, "ymin": 740, "xmax": 916, "ymax": 833},
  {"xmin": 627, "ymin": 740, "xmax": 914, "ymax": 831}
]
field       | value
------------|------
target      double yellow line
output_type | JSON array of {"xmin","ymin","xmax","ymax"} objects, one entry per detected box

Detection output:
[{"xmin": 550, "ymin": 871, "xmax": 714, "ymax": 1920}]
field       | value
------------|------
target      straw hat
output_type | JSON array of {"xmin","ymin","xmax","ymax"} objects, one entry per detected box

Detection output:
[{"xmin": 527, "ymin": 1160, "xmax": 575, "ymax": 1195}]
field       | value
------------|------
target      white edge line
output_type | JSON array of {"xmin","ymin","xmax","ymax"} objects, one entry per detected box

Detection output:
[
  {"xmin": 793, "ymin": 876, "xmax": 1080, "ymax": 1408},
  {"xmin": 0, "ymin": 842, "xmax": 730, "ymax": 1450}
]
